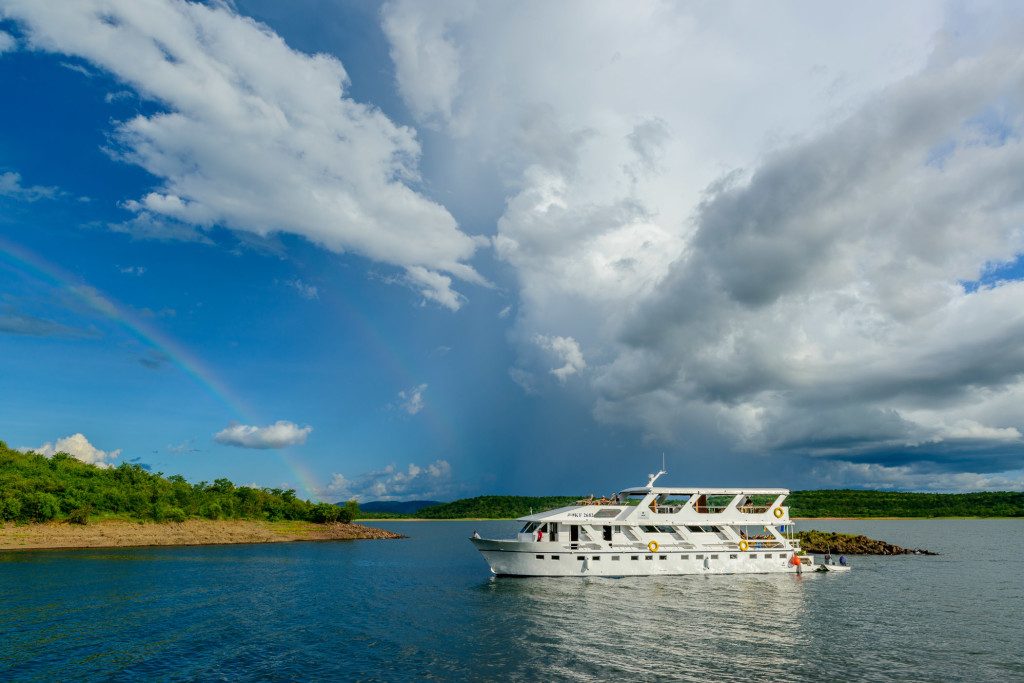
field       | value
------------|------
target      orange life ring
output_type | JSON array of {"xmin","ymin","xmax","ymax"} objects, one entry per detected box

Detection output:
[
  {"xmin": 773, "ymin": 507, "xmax": 785, "ymax": 519},
  {"xmin": 647, "ymin": 540, "xmax": 659, "ymax": 553}
]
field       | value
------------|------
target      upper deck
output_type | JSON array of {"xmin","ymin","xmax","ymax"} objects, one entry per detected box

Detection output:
[{"xmin": 517, "ymin": 484, "xmax": 792, "ymax": 526}]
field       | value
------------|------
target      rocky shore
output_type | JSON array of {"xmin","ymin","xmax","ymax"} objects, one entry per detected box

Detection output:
[
  {"xmin": 797, "ymin": 529, "xmax": 936, "ymax": 555},
  {"xmin": 0, "ymin": 519, "xmax": 403, "ymax": 551}
]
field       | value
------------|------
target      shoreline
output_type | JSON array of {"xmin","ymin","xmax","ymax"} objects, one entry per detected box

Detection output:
[{"xmin": 0, "ymin": 519, "xmax": 403, "ymax": 552}]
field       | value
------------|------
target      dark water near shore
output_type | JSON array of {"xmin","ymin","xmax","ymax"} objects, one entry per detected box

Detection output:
[{"xmin": 1, "ymin": 519, "xmax": 1021, "ymax": 681}]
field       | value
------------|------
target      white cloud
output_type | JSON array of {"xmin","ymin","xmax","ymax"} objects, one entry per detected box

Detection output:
[
  {"xmin": 108, "ymin": 212, "xmax": 215, "ymax": 244},
  {"xmin": 117, "ymin": 265, "xmax": 146, "ymax": 276},
  {"xmin": 4, "ymin": 0, "xmax": 483, "ymax": 304},
  {"xmin": 498, "ymin": 305, "xmax": 511, "ymax": 319},
  {"xmin": 508, "ymin": 367, "xmax": 538, "ymax": 395},
  {"xmin": 285, "ymin": 279, "xmax": 318, "ymax": 300},
  {"xmin": 59, "ymin": 60, "xmax": 91, "ymax": 77},
  {"xmin": 397, "ymin": 383, "xmax": 427, "ymax": 415},
  {"xmin": 0, "ymin": 29, "xmax": 15, "ymax": 53},
  {"xmin": 213, "ymin": 420, "xmax": 312, "ymax": 449},
  {"xmin": 0, "ymin": 171, "xmax": 58, "ymax": 201},
  {"xmin": 321, "ymin": 459, "xmax": 455, "ymax": 501},
  {"xmin": 165, "ymin": 439, "xmax": 199, "ymax": 454},
  {"xmin": 382, "ymin": 2, "xmax": 1024, "ymax": 477},
  {"xmin": 534, "ymin": 334, "xmax": 586, "ymax": 382},
  {"xmin": 25, "ymin": 433, "xmax": 121, "ymax": 467},
  {"xmin": 381, "ymin": 0, "xmax": 473, "ymax": 127}
]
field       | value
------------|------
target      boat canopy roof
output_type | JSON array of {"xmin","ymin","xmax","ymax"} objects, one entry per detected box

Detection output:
[{"xmin": 617, "ymin": 487, "xmax": 789, "ymax": 496}]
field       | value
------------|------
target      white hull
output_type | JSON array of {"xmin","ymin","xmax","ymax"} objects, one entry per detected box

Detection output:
[{"xmin": 474, "ymin": 541, "xmax": 813, "ymax": 577}]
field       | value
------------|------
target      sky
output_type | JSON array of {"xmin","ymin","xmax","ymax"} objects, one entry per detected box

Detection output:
[{"xmin": 1, "ymin": 0, "xmax": 1024, "ymax": 501}]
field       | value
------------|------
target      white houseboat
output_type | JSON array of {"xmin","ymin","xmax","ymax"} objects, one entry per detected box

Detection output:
[{"xmin": 470, "ymin": 470, "xmax": 834, "ymax": 577}]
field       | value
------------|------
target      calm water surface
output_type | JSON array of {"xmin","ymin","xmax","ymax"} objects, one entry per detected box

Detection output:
[{"xmin": 1, "ymin": 519, "xmax": 1021, "ymax": 681}]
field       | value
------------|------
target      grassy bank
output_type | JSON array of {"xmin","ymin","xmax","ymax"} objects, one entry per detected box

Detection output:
[{"xmin": 0, "ymin": 519, "xmax": 402, "ymax": 551}]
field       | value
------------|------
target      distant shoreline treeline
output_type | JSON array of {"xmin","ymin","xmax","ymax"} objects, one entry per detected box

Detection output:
[
  {"xmin": 5, "ymin": 439, "xmax": 1021, "ymax": 525},
  {"xmin": 0, "ymin": 441, "xmax": 356, "ymax": 525},
  {"xmin": 356, "ymin": 490, "xmax": 1024, "ymax": 520}
]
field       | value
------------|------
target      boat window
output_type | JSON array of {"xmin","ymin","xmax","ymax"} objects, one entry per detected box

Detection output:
[
  {"xmin": 729, "ymin": 554, "xmax": 738, "ymax": 559},
  {"xmin": 521, "ymin": 522, "xmax": 539, "ymax": 533},
  {"xmin": 612, "ymin": 556, "xmax": 621, "ymax": 561},
  {"xmin": 593, "ymin": 508, "xmax": 621, "ymax": 518},
  {"xmin": 737, "ymin": 494, "xmax": 779, "ymax": 514},
  {"xmin": 695, "ymin": 554, "xmax": 704, "ymax": 559},
  {"xmin": 694, "ymin": 494, "xmax": 734, "ymax": 513},
  {"xmin": 536, "ymin": 555, "xmax": 544, "ymax": 559},
  {"xmin": 576, "ymin": 556, "xmax": 586, "ymax": 561},
  {"xmin": 623, "ymin": 492, "xmax": 650, "ymax": 504},
  {"xmin": 681, "ymin": 555, "xmax": 689, "ymax": 560},
  {"xmin": 655, "ymin": 525, "xmax": 676, "ymax": 534},
  {"xmin": 602, "ymin": 526, "xmax": 612, "ymax": 541},
  {"xmin": 764, "ymin": 554, "xmax": 771, "ymax": 559},
  {"xmin": 551, "ymin": 555, "xmax": 560, "ymax": 560},
  {"xmin": 592, "ymin": 556, "xmax": 600, "ymax": 561},
  {"xmin": 645, "ymin": 555, "xmax": 653, "ymax": 560},
  {"xmin": 659, "ymin": 555, "xmax": 667, "ymax": 560},
  {"xmin": 749, "ymin": 554, "xmax": 757, "ymax": 559},
  {"xmin": 685, "ymin": 525, "xmax": 721, "ymax": 533},
  {"xmin": 710, "ymin": 554, "xmax": 719, "ymax": 559},
  {"xmin": 641, "ymin": 525, "xmax": 659, "ymax": 533},
  {"xmin": 631, "ymin": 556, "xmax": 639, "ymax": 561}
]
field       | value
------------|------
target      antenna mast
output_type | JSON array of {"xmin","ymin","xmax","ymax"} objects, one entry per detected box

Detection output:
[{"xmin": 646, "ymin": 453, "xmax": 668, "ymax": 488}]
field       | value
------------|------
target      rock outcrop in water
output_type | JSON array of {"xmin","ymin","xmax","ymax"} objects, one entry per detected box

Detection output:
[{"xmin": 797, "ymin": 530, "xmax": 936, "ymax": 555}]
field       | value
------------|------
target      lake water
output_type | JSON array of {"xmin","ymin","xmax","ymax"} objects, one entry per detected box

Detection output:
[{"xmin": 1, "ymin": 519, "xmax": 1021, "ymax": 681}]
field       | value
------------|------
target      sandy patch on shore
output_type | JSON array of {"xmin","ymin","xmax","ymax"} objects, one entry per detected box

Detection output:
[{"xmin": 0, "ymin": 519, "xmax": 402, "ymax": 551}]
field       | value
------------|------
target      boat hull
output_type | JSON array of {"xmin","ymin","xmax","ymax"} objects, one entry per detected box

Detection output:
[{"xmin": 471, "ymin": 539, "xmax": 813, "ymax": 577}]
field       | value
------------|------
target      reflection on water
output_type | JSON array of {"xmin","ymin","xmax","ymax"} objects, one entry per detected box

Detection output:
[
  {"xmin": 1, "ymin": 519, "xmax": 1021, "ymax": 681},
  {"xmin": 477, "ymin": 573, "xmax": 807, "ymax": 681}
]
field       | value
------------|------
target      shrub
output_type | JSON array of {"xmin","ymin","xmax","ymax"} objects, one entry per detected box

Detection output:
[
  {"xmin": 202, "ymin": 502, "xmax": 223, "ymax": 520},
  {"xmin": 23, "ymin": 492, "xmax": 60, "ymax": 522},
  {"xmin": 154, "ymin": 504, "xmax": 188, "ymax": 523},
  {"xmin": 309, "ymin": 502, "xmax": 341, "ymax": 523},
  {"xmin": 67, "ymin": 506, "xmax": 92, "ymax": 525},
  {"xmin": 0, "ymin": 496, "xmax": 22, "ymax": 521},
  {"xmin": 338, "ymin": 499, "xmax": 359, "ymax": 523}
]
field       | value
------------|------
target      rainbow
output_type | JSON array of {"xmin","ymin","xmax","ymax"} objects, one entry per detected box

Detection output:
[{"xmin": 0, "ymin": 235, "xmax": 326, "ymax": 498}]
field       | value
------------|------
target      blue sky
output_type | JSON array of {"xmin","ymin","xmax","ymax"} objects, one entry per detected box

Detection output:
[{"xmin": 2, "ymin": 1, "xmax": 1023, "ymax": 499}]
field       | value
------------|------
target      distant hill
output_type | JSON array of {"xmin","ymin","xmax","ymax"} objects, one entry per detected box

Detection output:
[
  {"xmin": 355, "ymin": 500, "xmax": 441, "ymax": 514},
  {"xmin": 355, "ymin": 491, "xmax": 1024, "ymax": 519},
  {"xmin": 786, "ymin": 489, "xmax": 1023, "ymax": 518}
]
